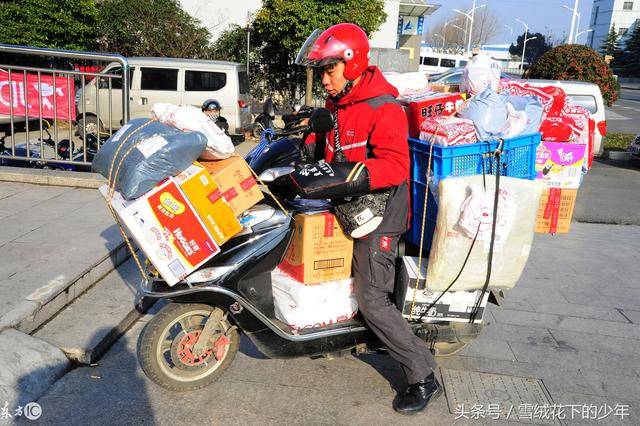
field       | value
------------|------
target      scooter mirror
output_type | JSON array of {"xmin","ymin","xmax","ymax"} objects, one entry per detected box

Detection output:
[{"xmin": 309, "ymin": 108, "xmax": 333, "ymax": 133}]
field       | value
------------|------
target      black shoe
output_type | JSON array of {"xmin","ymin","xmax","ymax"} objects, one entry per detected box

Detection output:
[{"xmin": 393, "ymin": 372, "xmax": 443, "ymax": 415}]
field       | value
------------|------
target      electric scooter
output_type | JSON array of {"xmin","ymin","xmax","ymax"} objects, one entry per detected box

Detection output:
[{"xmin": 136, "ymin": 112, "xmax": 489, "ymax": 392}]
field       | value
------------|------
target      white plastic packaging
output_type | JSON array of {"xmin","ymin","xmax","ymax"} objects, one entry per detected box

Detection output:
[
  {"xmin": 460, "ymin": 54, "xmax": 501, "ymax": 95},
  {"xmin": 383, "ymin": 71, "xmax": 430, "ymax": 101},
  {"xmin": 426, "ymin": 175, "xmax": 544, "ymax": 291},
  {"xmin": 271, "ymin": 268, "xmax": 358, "ymax": 330},
  {"xmin": 151, "ymin": 103, "xmax": 234, "ymax": 160}
]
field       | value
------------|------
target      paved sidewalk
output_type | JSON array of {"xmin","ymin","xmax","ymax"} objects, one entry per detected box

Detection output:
[
  {"xmin": 31, "ymin": 222, "xmax": 640, "ymax": 425},
  {"xmin": 0, "ymin": 181, "xmax": 123, "ymax": 331}
]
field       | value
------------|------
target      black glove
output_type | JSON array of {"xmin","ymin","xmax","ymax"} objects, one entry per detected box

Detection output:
[{"xmin": 289, "ymin": 161, "xmax": 370, "ymax": 199}]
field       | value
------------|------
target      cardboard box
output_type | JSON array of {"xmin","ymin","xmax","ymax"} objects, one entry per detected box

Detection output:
[
  {"xmin": 99, "ymin": 181, "xmax": 220, "ymax": 286},
  {"xmin": 430, "ymin": 83, "xmax": 461, "ymax": 93},
  {"xmin": 407, "ymin": 93, "xmax": 465, "ymax": 138},
  {"xmin": 200, "ymin": 155, "xmax": 264, "ymax": 216},
  {"xmin": 279, "ymin": 212, "xmax": 354, "ymax": 284},
  {"xmin": 173, "ymin": 163, "xmax": 242, "ymax": 245},
  {"xmin": 395, "ymin": 256, "xmax": 488, "ymax": 323},
  {"xmin": 535, "ymin": 188, "xmax": 577, "ymax": 234},
  {"xmin": 535, "ymin": 142, "xmax": 585, "ymax": 189}
]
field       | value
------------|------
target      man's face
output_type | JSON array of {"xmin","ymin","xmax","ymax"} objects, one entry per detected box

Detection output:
[{"xmin": 320, "ymin": 62, "xmax": 348, "ymax": 97}]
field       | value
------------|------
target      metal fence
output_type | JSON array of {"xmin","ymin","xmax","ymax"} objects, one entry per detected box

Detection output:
[{"xmin": 0, "ymin": 44, "xmax": 130, "ymax": 169}]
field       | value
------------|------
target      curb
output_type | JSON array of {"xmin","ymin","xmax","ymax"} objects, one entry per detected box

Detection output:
[
  {"xmin": 0, "ymin": 166, "xmax": 106, "ymax": 189},
  {"xmin": 0, "ymin": 241, "xmax": 132, "ymax": 334}
]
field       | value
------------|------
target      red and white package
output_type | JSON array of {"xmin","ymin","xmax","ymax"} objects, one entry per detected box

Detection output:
[
  {"xmin": 500, "ymin": 81, "xmax": 567, "ymax": 119},
  {"xmin": 562, "ymin": 102, "xmax": 595, "ymax": 168},
  {"xmin": 420, "ymin": 116, "xmax": 478, "ymax": 146}
]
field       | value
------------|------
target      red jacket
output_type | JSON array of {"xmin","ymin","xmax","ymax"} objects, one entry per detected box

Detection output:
[{"xmin": 306, "ymin": 66, "xmax": 409, "ymax": 190}]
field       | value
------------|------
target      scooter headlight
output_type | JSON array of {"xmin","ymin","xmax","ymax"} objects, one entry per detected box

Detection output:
[{"xmin": 185, "ymin": 265, "xmax": 234, "ymax": 284}]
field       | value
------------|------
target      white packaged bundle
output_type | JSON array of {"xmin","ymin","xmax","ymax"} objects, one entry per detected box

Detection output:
[
  {"xmin": 383, "ymin": 71, "xmax": 430, "ymax": 101},
  {"xmin": 427, "ymin": 175, "xmax": 544, "ymax": 291},
  {"xmin": 151, "ymin": 103, "xmax": 234, "ymax": 160},
  {"xmin": 271, "ymin": 268, "xmax": 353, "ymax": 307},
  {"xmin": 271, "ymin": 268, "xmax": 358, "ymax": 330}
]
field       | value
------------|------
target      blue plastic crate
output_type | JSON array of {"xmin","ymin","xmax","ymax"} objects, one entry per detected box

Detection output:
[{"xmin": 405, "ymin": 133, "xmax": 541, "ymax": 249}]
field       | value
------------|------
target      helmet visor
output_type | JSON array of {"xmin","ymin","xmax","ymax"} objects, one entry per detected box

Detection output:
[{"xmin": 295, "ymin": 29, "xmax": 349, "ymax": 68}]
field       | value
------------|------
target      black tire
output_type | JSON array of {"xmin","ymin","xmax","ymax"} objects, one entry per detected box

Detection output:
[
  {"xmin": 252, "ymin": 124, "xmax": 263, "ymax": 139},
  {"xmin": 76, "ymin": 115, "xmax": 103, "ymax": 141},
  {"xmin": 137, "ymin": 303, "xmax": 239, "ymax": 391}
]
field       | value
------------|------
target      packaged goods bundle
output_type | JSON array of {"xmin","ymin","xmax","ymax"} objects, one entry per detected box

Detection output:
[
  {"xmin": 271, "ymin": 268, "xmax": 357, "ymax": 330},
  {"xmin": 426, "ymin": 175, "xmax": 544, "ymax": 291},
  {"xmin": 419, "ymin": 116, "xmax": 478, "ymax": 146},
  {"xmin": 535, "ymin": 142, "xmax": 586, "ymax": 189},
  {"xmin": 92, "ymin": 118, "xmax": 207, "ymax": 199},
  {"xmin": 535, "ymin": 188, "xmax": 577, "ymax": 234},
  {"xmin": 279, "ymin": 212, "xmax": 354, "ymax": 284},
  {"xmin": 151, "ymin": 103, "xmax": 235, "ymax": 160},
  {"xmin": 407, "ymin": 93, "xmax": 465, "ymax": 138},
  {"xmin": 200, "ymin": 155, "xmax": 264, "ymax": 216},
  {"xmin": 394, "ymin": 257, "xmax": 489, "ymax": 323}
]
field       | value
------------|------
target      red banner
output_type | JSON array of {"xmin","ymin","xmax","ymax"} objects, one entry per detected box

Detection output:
[{"xmin": 0, "ymin": 71, "xmax": 75, "ymax": 120}]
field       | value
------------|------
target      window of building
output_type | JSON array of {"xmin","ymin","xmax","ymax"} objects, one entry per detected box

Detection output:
[
  {"xmin": 440, "ymin": 59, "xmax": 456, "ymax": 68},
  {"xmin": 593, "ymin": 6, "xmax": 599, "ymax": 25},
  {"xmin": 185, "ymin": 70, "xmax": 227, "ymax": 91},
  {"xmin": 422, "ymin": 56, "xmax": 439, "ymax": 66},
  {"xmin": 140, "ymin": 68, "xmax": 178, "ymax": 91},
  {"xmin": 623, "ymin": 2, "xmax": 634, "ymax": 11}
]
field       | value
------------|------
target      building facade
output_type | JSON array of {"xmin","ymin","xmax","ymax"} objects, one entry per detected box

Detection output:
[{"xmin": 588, "ymin": 0, "xmax": 640, "ymax": 50}]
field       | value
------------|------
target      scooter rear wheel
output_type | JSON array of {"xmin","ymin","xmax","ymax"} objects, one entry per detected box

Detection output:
[{"xmin": 137, "ymin": 303, "xmax": 239, "ymax": 391}]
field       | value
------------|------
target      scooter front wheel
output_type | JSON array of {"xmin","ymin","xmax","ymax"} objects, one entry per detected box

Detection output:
[{"xmin": 137, "ymin": 303, "xmax": 239, "ymax": 391}]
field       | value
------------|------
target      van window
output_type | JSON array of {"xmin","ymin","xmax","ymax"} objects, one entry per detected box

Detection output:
[
  {"xmin": 140, "ymin": 68, "xmax": 178, "ymax": 91},
  {"xmin": 238, "ymin": 71, "xmax": 249, "ymax": 94},
  {"xmin": 441, "ymin": 59, "xmax": 456, "ymax": 68},
  {"xmin": 568, "ymin": 94, "xmax": 598, "ymax": 114},
  {"xmin": 422, "ymin": 57, "xmax": 439, "ymax": 66},
  {"xmin": 99, "ymin": 67, "xmax": 134, "ymax": 89},
  {"xmin": 185, "ymin": 70, "xmax": 226, "ymax": 91},
  {"xmin": 458, "ymin": 60, "xmax": 468, "ymax": 67}
]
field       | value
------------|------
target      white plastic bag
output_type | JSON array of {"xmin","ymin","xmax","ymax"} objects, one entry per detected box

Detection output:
[
  {"xmin": 151, "ymin": 103, "xmax": 234, "ymax": 160},
  {"xmin": 427, "ymin": 175, "xmax": 544, "ymax": 291},
  {"xmin": 461, "ymin": 54, "xmax": 501, "ymax": 95}
]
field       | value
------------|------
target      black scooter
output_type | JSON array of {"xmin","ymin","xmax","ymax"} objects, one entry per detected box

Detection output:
[{"xmin": 136, "ymin": 113, "xmax": 487, "ymax": 392}]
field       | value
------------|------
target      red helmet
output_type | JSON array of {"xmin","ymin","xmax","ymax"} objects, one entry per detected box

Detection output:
[{"xmin": 295, "ymin": 23, "xmax": 370, "ymax": 81}]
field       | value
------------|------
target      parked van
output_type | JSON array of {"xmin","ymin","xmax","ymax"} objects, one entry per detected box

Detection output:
[
  {"xmin": 77, "ymin": 57, "xmax": 251, "ymax": 139},
  {"xmin": 418, "ymin": 52, "xmax": 469, "ymax": 74}
]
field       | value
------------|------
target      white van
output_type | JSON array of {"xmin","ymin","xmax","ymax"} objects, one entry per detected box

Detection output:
[
  {"xmin": 418, "ymin": 52, "xmax": 469, "ymax": 74},
  {"xmin": 77, "ymin": 57, "xmax": 251, "ymax": 138}
]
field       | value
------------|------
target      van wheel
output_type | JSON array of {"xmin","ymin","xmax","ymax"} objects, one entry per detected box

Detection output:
[
  {"xmin": 137, "ymin": 303, "xmax": 239, "ymax": 391},
  {"xmin": 76, "ymin": 115, "xmax": 103, "ymax": 140}
]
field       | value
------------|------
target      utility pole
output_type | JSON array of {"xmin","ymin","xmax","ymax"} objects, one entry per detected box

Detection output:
[
  {"xmin": 568, "ymin": 0, "xmax": 579, "ymax": 45},
  {"xmin": 305, "ymin": 68, "xmax": 313, "ymax": 106},
  {"xmin": 246, "ymin": 11, "xmax": 251, "ymax": 77},
  {"xmin": 467, "ymin": 0, "xmax": 477, "ymax": 56}
]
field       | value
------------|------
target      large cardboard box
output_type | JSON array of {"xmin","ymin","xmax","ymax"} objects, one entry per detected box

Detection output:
[
  {"xmin": 279, "ymin": 212, "xmax": 354, "ymax": 284},
  {"xmin": 535, "ymin": 142, "xmax": 585, "ymax": 189},
  {"xmin": 173, "ymin": 163, "xmax": 242, "ymax": 245},
  {"xmin": 394, "ymin": 256, "xmax": 489, "ymax": 323},
  {"xmin": 535, "ymin": 188, "xmax": 577, "ymax": 234},
  {"xmin": 407, "ymin": 93, "xmax": 465, "ymax": 138},
  {"xmin": 395, "ymin": 257, "xmax": 488, "ymax": 323},
  {"xmin": 100, "ymin": 181, "xmax": 220, "ymax": 286},
  {"xmin": 201, "ymin": 155, "xmax": 264, "ymax": 216}
]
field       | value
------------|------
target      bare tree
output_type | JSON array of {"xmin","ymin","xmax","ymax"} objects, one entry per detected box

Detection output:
[{"xmin": 427, "ymin": 4, "xmax": 502, "ymax": 50}]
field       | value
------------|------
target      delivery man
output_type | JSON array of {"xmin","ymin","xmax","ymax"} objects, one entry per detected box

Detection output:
[{"xmin": 295, "ymin": 23, "xmax": 441, "ymax": 415}]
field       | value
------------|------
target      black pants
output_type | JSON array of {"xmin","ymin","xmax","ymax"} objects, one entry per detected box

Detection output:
[{"xmin": 352, "ymin": 184, "xmax": 437, "ymax": 385}]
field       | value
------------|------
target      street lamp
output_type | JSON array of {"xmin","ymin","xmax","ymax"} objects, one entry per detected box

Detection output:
[
  {"xmin": 563, "ymin": 5, "xmax": 582, "ymax": 43},
  {"xmin": 562, "ymin": 0, "xmax": 580, "ymax": 44},
  {"xmin": 453, "ymin": 1, "xmax": 486, "ymax": 55},
  {"xmin": 575, "ymin": 28, "xmax": 593, "ymax": 43},
  {"xmin": 515, "ymin": 18, "xmax": 534, "ymax": 70},
  {"xmin": 504, "ymin": 24, "xmax": 514, "ymax": 36}
]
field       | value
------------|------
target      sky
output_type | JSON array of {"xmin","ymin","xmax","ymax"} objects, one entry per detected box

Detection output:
[{"xmin": 425, "ymin": 0, "xmax": 594, "ymax": 45}]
